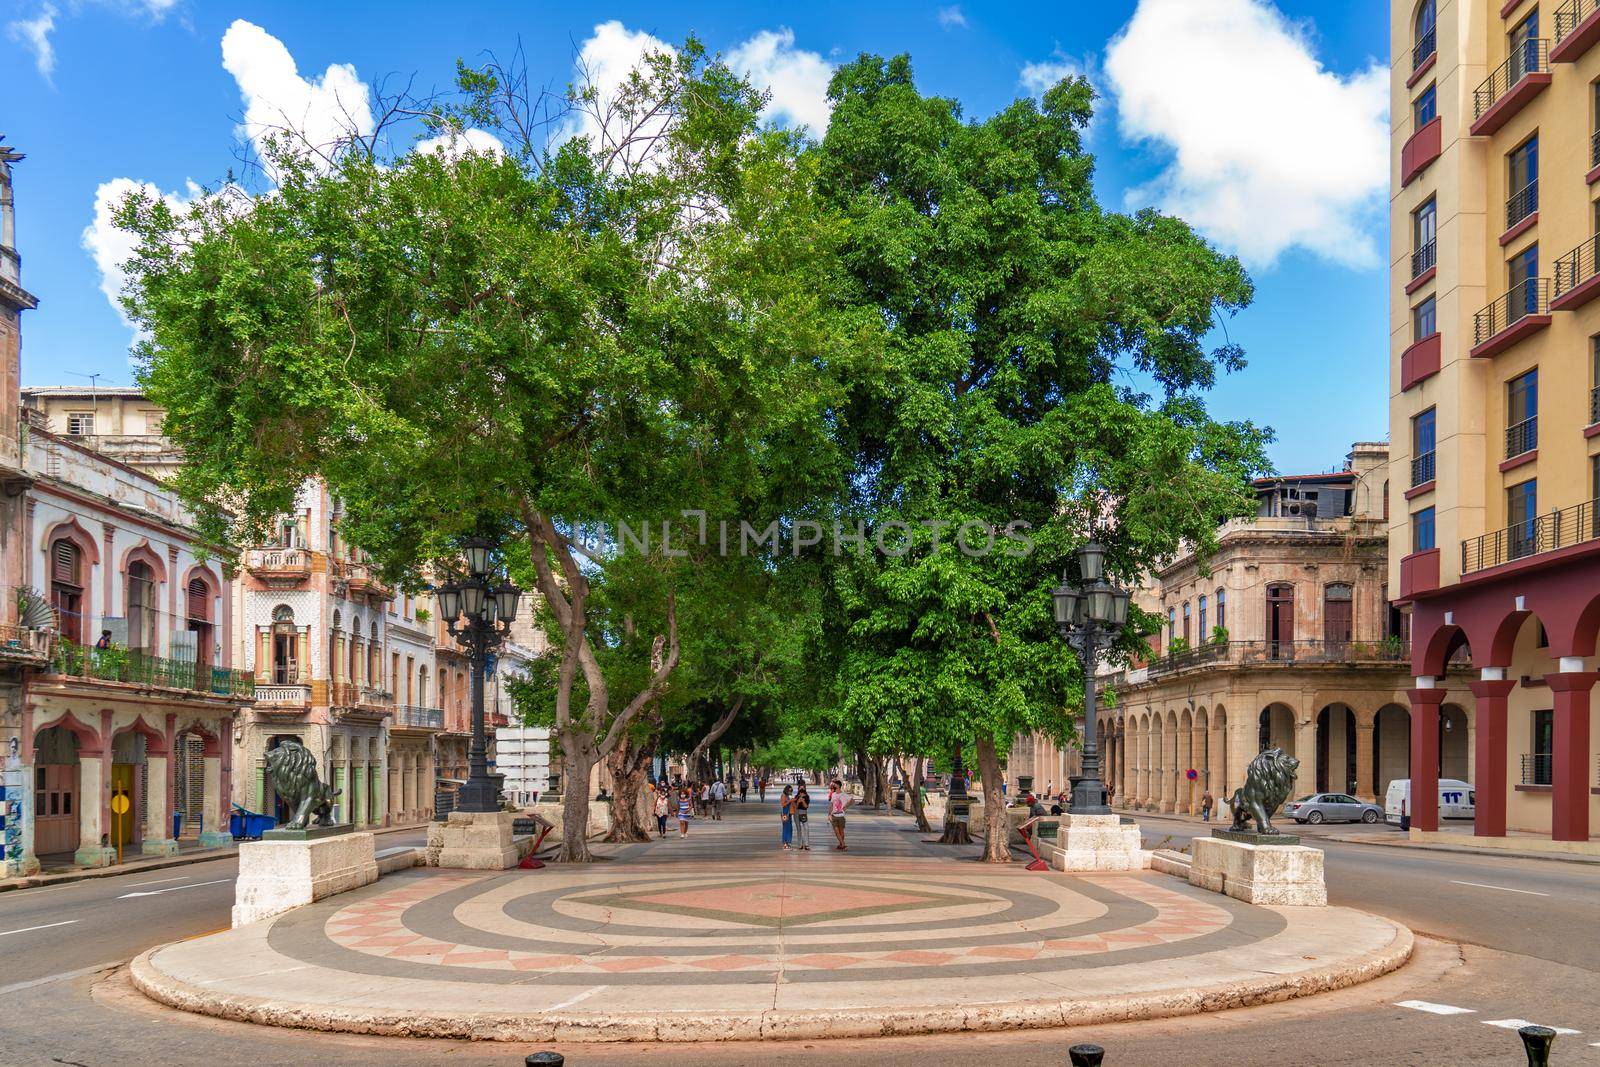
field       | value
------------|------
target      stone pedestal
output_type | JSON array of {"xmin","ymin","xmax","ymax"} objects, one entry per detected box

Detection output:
[
  {"xmin": 197, "ymin": 829, "xmax": 235, "ymax": 850},
  {"xmin": 426, "ymin": 810, "xmax": 519, "ymax": 869},
  {"xmin": 140, "ymin": 837, "xmax": 181, "ymax": 857},
  {"xmin": 1049, "ymin": 813, "xmax": 1151, "ymax": 872},
  {"xmin": 231, "ymin": 831, "xmax": 378, "ymax": 928},
  {"xmin": 1189, "ymin": 835, "xmax": 1326, "ymax": 906}
]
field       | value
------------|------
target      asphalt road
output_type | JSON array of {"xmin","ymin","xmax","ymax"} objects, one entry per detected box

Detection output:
[{"xmin": 1, "ymin": 812, "xmax": 1596, "ymax": 1066}]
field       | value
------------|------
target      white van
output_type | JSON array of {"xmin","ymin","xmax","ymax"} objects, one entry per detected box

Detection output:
[{"xmin": 1384, "ymin": 778, "xmax": 1475, "ymax": 825}]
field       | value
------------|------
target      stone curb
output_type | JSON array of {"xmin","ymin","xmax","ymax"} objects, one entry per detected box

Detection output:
[
  {"xmin": 128, "ymin": 918, "xmax": 1415, "ymax": 1043},
  {"xmin": 0, "ymin": 822, "xmax": 431, "ymax": 893},
  {"xmin": 1317, "ymin": 833, "xmax": 1600, "ymax": 867}
]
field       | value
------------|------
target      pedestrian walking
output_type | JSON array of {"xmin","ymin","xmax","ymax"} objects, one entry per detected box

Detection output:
[
  {"xmin": 827, "ymin": 778, "xmax": 851, "ymax": 851},
  {"xmin": 739, "ymin": 775, "xmax": 749, "ymax": 802},
  {"xmin": 758, "ymin": 776, "xmax": 767, "ymax": 802},
  {"xmin": 1200, "ymin": 789, "xmax": 1214, "ymax": 823},
  {"xmin": 780, "ymin": 785, "xmax": 794, "ymax": 850},
  {"xmin": 677, "ymin": 786, "xmax": 692, "ymax": 837},
  {"xmin": 711, "ymin": 778, "xmax": 727, "ymax": 820},
  {"xmin": 654, "ymin": 784, "xmax": 670, "ymax": 838},
  {"xmin": 794, "ymin": 783, "xmax": 811, "ymax": 850}
]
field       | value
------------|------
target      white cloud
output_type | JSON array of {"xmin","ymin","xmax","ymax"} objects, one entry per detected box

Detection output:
[
  {"xmin": 1104, "ymin": 0, "xmax": 1388, "ymax": 269},
  {"xmin": 564, "ymin": 20, "xmax": 676, "ymax": 161},
  {"xmin": 1020, "ymin": 57, "xmax": 1077, "ymax": 97},
  {"xmin": 415, "ymin": 127, "xmax": 506, "ymax": 159},
  {"xmin": 937, "ymin": 6, "xmax": 967, "ymax": 28},
  {"xmin": 220, "ymin": 19, "xmax": 373, "ymax": 170},
  {"xmin": 8, "ymin": 4, "xmax": 57, "ymax": 81},
  {"xmin": 82, "ymin": 177, "xmax": 203, "ymax": 329},
  {"xmin": 727, "ymin": 28, "xmax": 833, "ymax": 134}
]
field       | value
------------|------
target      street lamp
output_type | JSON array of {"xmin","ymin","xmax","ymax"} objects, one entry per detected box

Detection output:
[
  {"xmin": 1053, "ymin": 540, "xmax": 1131, "ymax": 815},
  {"xmin": 432, "ymin": 535, "xmax": 522, "ymax": 814}
]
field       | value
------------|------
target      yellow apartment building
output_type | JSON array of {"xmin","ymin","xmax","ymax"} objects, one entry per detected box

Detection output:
[{"xmin": 1391, "ymin": 0, "xmax": 1600, "ymax": 845}]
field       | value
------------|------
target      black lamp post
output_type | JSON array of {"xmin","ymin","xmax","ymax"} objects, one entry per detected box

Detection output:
[
  {"xmin": 433, "ymin": 536, "xmax": 522, "ymax": 814},
  {"xmin": 1052, "ymin": 541, "xmax": 1131, "ymax": 815}
]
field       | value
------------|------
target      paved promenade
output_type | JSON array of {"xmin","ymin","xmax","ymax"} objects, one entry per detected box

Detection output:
[{"xmin": 132, "ymin": 798, "xmax": 1410, "ymax": 1042}]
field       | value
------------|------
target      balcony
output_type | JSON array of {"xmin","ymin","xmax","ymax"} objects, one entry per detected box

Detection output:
[
  {"xmin": 1590, "ymin": 385, "xmax": 1600, "ymax": 427},
  {"xmin": 331, "ymin": 681, "xmax": 394, "ymax": 713},
  {"xmin": 1401, "ymin": 117, "xmax": 1442, "ymax": 187},
  {"xmin": 1504, "ymin": 415, "xmax": 1538, "ymax": 459},
  {"xmin": 1401, "ymin": 332, "xmax": 1442, "ymax": 390},
  {"xmin": 1410, "ymin": 450, "xmax": 1436, "ymax": 488},
  {"xmin": 1408, "ymin": 239, "xmax": 1437, "ymax": 292},
  {"xmin": 1144, "ymin": 638, "xmax": 1408, "ymax": 680},
  {"xmin": 47, "ymin": 640, "xmax": 255, "ymax": 698},
  {"xmin": 334, "ymin": 559, "xmax": 393, "ymax": 602},
  {"xmin": 254, "ymin": 683, "xmax": 311, "ymax": 709},
  {"xmin": 1552, "ymin": 235, "xmax": 1600, "ymax": 310},
  {"xmin": 1502, "ymin": 180, "xmax": 1538, "ymax": 243},
  {"xmin": 1462, "ymin": 497, "xmax": 1600, "ymax": 574},
  {"xmin": 1520, "ymin": 753, "xmax": 1552, "ymax": 787},
  {"xmin": 244, "ymin": 547, "xmax": 312, "ymax": 584},
  {"xmin": 1410, "ymin": 28, "xmax": 1437, "ymax": 82},
  {"xmin": 1551, "ymin": 0, "xmax": 1600, "ymax": 62},
  {"xmin": 394, "ymin": 704, "xmax": 444, "ymax": 730},
  {"xmin": 1400, "ymin": 547, "xmax": 1441, "ymax": 598},
  {"xmin": 1471, "ymin": 279, "xmax": 1551, "ymax": 358},
  {"xmin": 0, "ymin": 621, "xmax": 53, "ymax": 667},
  {"xmin": 1471, "ymin": 41, "xmax": 1552, "ymax": 136}
]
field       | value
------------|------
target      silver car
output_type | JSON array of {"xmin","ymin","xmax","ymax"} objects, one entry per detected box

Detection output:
[{"xmin": 1283, "ymin": 793, "xmax": 1383, "ymax": 824}]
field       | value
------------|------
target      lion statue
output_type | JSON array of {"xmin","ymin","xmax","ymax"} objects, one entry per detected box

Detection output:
[
  {"xmin": 265, "ymin": 738, "xmax": 341, "ymax": 829},
  {"xmin": 1226, "ymin": 747, "xmax": 1299, "ymax": 835}
]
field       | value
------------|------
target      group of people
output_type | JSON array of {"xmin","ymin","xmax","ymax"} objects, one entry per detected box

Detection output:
[{"xmin": 779, "ymin": 778, "xmax": 851, "ymax": 851}]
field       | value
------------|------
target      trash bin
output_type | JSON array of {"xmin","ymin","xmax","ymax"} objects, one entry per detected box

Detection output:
[
  {"xmin": 230, "ymin": 804, "xmax": 276, "ymax": 840},
  {"xmin": 173, "ymin": 812, "xmax": 183, "ymax": 840}
]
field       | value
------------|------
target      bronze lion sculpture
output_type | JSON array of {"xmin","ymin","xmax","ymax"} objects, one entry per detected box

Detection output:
[
  {"xmin": 265, "ymin": 738, "xmax": 341, "ymax": 829},
  {"xmin": 1226, "ymin": 747, "xmax": 1299, "ymax": 835}
]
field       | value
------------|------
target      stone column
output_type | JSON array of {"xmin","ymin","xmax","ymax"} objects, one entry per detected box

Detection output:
[
  {"xmin": 140, "ymin": 752, "xmax": 179, "ymax": 854},
  {"xmin": 74, "ymin": 753, "xmax": 114, "ymax": 867},
  {"xmin": 1406, "ymin": 685, "xmax": 1446, "ymax": 832},
  {"xmin": 1293, "ymin": 717, "xmax": 1316, "ymax": 798},
  {"xmin": 198, "ymin": 754, "xmax": 230, "ymax": 847},
  {"xmin": 1353, "ymin": 710, "xmax": 1377, "ymax": 801},
  {"xmin": 1544, "ymin": 669, "xmax": 1597, "ymax": 843},
  {"xmin": 1468, "ymin": 677, "xmax": 1515, "ymax": 838},
  {"xmin": 1160, "ymin": 725, "xmax": 1176, "ymax": 812},
  {"xmin": 1175, "ymin": 725, "xmax": 1192, "ymax": 813}
]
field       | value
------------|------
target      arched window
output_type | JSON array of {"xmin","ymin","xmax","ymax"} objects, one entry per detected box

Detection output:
[
  {"xmin": 127, "ymin": 560, "xmax": 157, "ymax": 654},
  {"xmin": 271, "ymin": 605, "xmax": 298, "ymax": 684},
  {"xmin": 50, "ymin": 539, "xmax": 84, "ymax": 643},
  {"xmin": 369, "ymin": 620, "xmax": 381, "ymax": 689},
  {"xmin": 1198, "ymin": 594, "xmax": 1209, "ymax": 642},
  {"xmin": 1414, "ymin": 0, "xmax": 1436, "ymax": 63},
  {"xmin": 186, "ymin": 575, "xmax": 215, "ymax": 680},
  {"xmin": 1323, "ymin": 583, "xmax": 1353, "ymax": 650},
  {"xmin": 1181, "ymin": 601, "xmax": 1191, "ymax": 645},
  {"xmin": 1216, "ymin": 588, "xmax": 1227, "ymax": 630}
]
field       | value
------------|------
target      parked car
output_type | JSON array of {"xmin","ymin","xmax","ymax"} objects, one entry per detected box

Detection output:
[
  {"xmin": 1282, "ymin": 793, "xmax": 1384, "ymax": 824},
  {"xmin": 1384, "ymin": 778, "xmax": 1475, "ymax": 826}
]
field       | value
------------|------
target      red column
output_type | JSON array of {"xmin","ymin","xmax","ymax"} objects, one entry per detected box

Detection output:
[
  {"xmin": 1406, "ymin": 687, "xmax": 1446, "ymax": 831},
  {"xmin": 1467, "ymin": 679, "xmax": 1515, "ymax": 838},
  {"xmin": 1544, "ymin": 671, "xmax": 1597, "ymax": 843}
]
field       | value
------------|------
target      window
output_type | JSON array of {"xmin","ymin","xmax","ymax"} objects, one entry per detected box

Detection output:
[
  {"xmin": 1531, "ymin": 709, "xmax": 1553, "ymax": 785},
  {"xmin": 1414, "ymin": 0, "xmax": 1437, "ymax": 69},
  {"xmin": 1199, "ymin": 595, "xmax": 1209, "ymax": 640},
  {"xmin": 1412, "ymin": 296, "xmax": 1437, "ymax": 342},
  {"xmin": 1414, "ymin": 84, "xmax": 1437, "ymax": 129},
  {"xmin": 1592, "ymin": 337, "xmax": 1600, "ymax": 426},
  {"xmin": 66, "ymin": 412, "xmax": 94, "ymax": 436},
  {"xmin": 141, "ymin": 409, "xmax": 163, "ymax": 434},
  {"xmin": 1217, "ymin": 589, "xmax": 1227, "ymax": 630},
  {"xmin": 1411, "ymin": 408, "xmax": 1437, "ymax": 486},
  {"xmin": 1413, "ymin": 506, "xmax": 1436, "ymax": 553},
  {"xmin": 1507, "ymin": 479, "xmax": 1537, "ymax": 557},
  {"xmin": 1507, "ymin": 136, "xmax": 1538, "ymax": 228},
  {"xmin": 1266, "ymin": 583, "xmax": 1295, "ymax": 657},
  {"xmin": 1167, "ymin": 606, "xmax": 1176, "ymax": 648},
  {"xmin": 126, "ymin": 560, "xmax": 157, "ymax": 655},
  {"xmin": 1182, "ymin": 601, "xmax": 1191, "ymax": 645},
  {"xmin": 1510, "ymin": 10, "xmax": 1539, "ymax": 80},
  {"xmin": 1509, "ymin": 243, "xmax": 1539, "ymax": 317},
  {"xmin": 1412, "ymin": 198, "xmax": 1437, "ymax": 278},
  {"xmin": 1323, "ymin": 584, "xmax": 1353, "ymax": 649},
  {"xmin": 50, "ymin": 538, "xmax": 84, "ymax": 643},
  {"xmin": 271, "ymin": 605, "xmax": 298, "ymax": 685},
  {"xmin": 1507, "ymin": 369, "xmax": 1538, "ymax": 456}
]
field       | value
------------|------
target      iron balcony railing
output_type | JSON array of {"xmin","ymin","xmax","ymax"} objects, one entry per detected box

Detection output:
[
  {"xmin": 1475, "ymin": 39, "xmax": 1550, "ymax": 121},
  {"xmin": 1146, "ymin": 638, "xmax": 1408, "ymax": 679},
  {"xmin": 1411, "ymin": 238, "xmax": 1437, "ymax": 279},
  {"xmin": 1463, "ymin": 497, "xmax": 1600, "ymax": 573},
  {"xmin": 1506, "ymin": 180, "xmax": 1538, "ymax": 229},
  {"xmin": 1413, "ymin": 27, "xmax": 1437, "ymax": 71},
  {"xmin": 1521, "ymin": 753, "xmax": 1552, "ymax": 786},
  {"xmin": 1590, "ymin": 384, "xmax": 1600, "ymax": 425},
  {"xmin": 1411, "ymin": 449, "xmax": 1436, "ymax": 487},
  {"xmin": 395, "ymin": 704, "xmax": 444, "ymax": 729},
  {"xmin": 48, "ymin": 638, "xmax": 255, "ymax": 697},
  {"xmin": 1554, "ymin": 234, "xmax": 1600, "ymax": 300},
  {"xmin": 1593, "ymin": 128, "xmax": 1600, "ymax": 168},
  {"xmin": 1505, "ymin": 415, "xmax": 1538, "ymax": 458},
  {"xmin": 1555, "ymin": 0, "xmax": 1600, "ymax": 45},
  {"xmin": 1474, "ymin": 278, "xmax": 1550, "ymax": 345}
]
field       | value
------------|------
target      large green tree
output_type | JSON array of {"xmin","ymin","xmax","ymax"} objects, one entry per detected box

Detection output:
[
  {"xmin": 812, "ymin": 56, "xmax": 1272, "ymax": 860},
  {"xmin": 118, "ymin": 41, "xmax": 861, "ymax": 860}
]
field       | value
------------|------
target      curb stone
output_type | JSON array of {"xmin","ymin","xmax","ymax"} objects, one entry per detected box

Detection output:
[{"xmin": 127, "ymin": 919, "xmax": 1415, "ymax": 1043}]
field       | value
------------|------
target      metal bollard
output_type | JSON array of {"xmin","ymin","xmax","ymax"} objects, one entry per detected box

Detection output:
[
  {"xmin": 525, "ymin": 1053, "xmax": 564, "ymax": 1067},
  {"xmin": 1068, "ymin": 1044, "xmax": 1105, "ymax": 1067},
  {"xmin": 1519, "ymin": 1025, "xmax": 1555, "ymax": 1067}
]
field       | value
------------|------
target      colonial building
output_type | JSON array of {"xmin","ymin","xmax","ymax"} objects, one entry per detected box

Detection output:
[
  {"xmin": 20, "ymin": 386, "xmax": 184, "ymax": 480},
  {"xmin": 1094, "ymin": 444, "xmax": 1474, "ymax": 811},
  {"xmin": 1390, "ymin": 0, "xmax": 1600, "ymax": 842}
]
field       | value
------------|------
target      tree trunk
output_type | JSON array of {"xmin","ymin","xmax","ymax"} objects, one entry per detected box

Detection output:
[
  {"xmin": 557, "ymin": 736, "xmax": 599, "ymax": 862},
  {"xmin": 872, "ymin": 756, "xmax": 889, "ymax": 809},
  {"xmin": 909, "ymin": 757, "xmax": 932, "ymax": 833},
  {"xmin": 975, "ymin": 735, "xmax": 1011, "ymax": 863},
  {"xmin": 603, "ymin": 729, "xmax": 654, "ymax": 844}
]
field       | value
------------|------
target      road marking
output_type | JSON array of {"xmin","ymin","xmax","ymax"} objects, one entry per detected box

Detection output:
[
  {"xmin": 1449, "ymin": 880, "xmax": 1549, "ymax": 897},
  {"xmin": 125, "ymin": 876, "xmax": 188, "ymax": 887},
  {"xmin": 0, "ymin": 920, "xmax": 78, "ymax": 937},
  {"xmin": 1483, "ymin": 1019, "xmax": 1582, "ymax": 1035},
  {"xmin": 1396, "ymin": 1000, "xmax": 1476, "ymax": 1015},
  {"xmin": 0, "ymin": 960, "xmax": 124, "ymax": 997},
  {"xmin": 548, "ymin": 985, "xmax": 607, "ymax": 1011},
  {"xmin": 116, "ymin": 878, "xmax": 231, "ymax": 899}
]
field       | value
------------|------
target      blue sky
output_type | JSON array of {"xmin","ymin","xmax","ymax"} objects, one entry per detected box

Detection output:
[{"xmin": 1, "ymin": 0, "xmax": 1390, "ymax": 475}]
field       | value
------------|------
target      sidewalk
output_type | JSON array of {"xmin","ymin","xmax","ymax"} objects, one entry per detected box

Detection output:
[{"xmin": 0, "ymin": 821, "xmax": 432, "ymax": 893}]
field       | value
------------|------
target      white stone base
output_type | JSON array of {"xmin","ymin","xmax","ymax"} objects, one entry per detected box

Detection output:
[
  {"xmin": 426, "ymin": 810, "xmax": 519, "ymax": 870},
  {"xmin": 231, "ymin": 832, "xmax": 378, "ymax": 928},
  {"xmin": 1049, "ymin": 813, "xmax": 1152, "ymax": 872},
  {"xmin": 1189, "ymin": 836, "xmax": 1327, "ymax": 906}
]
